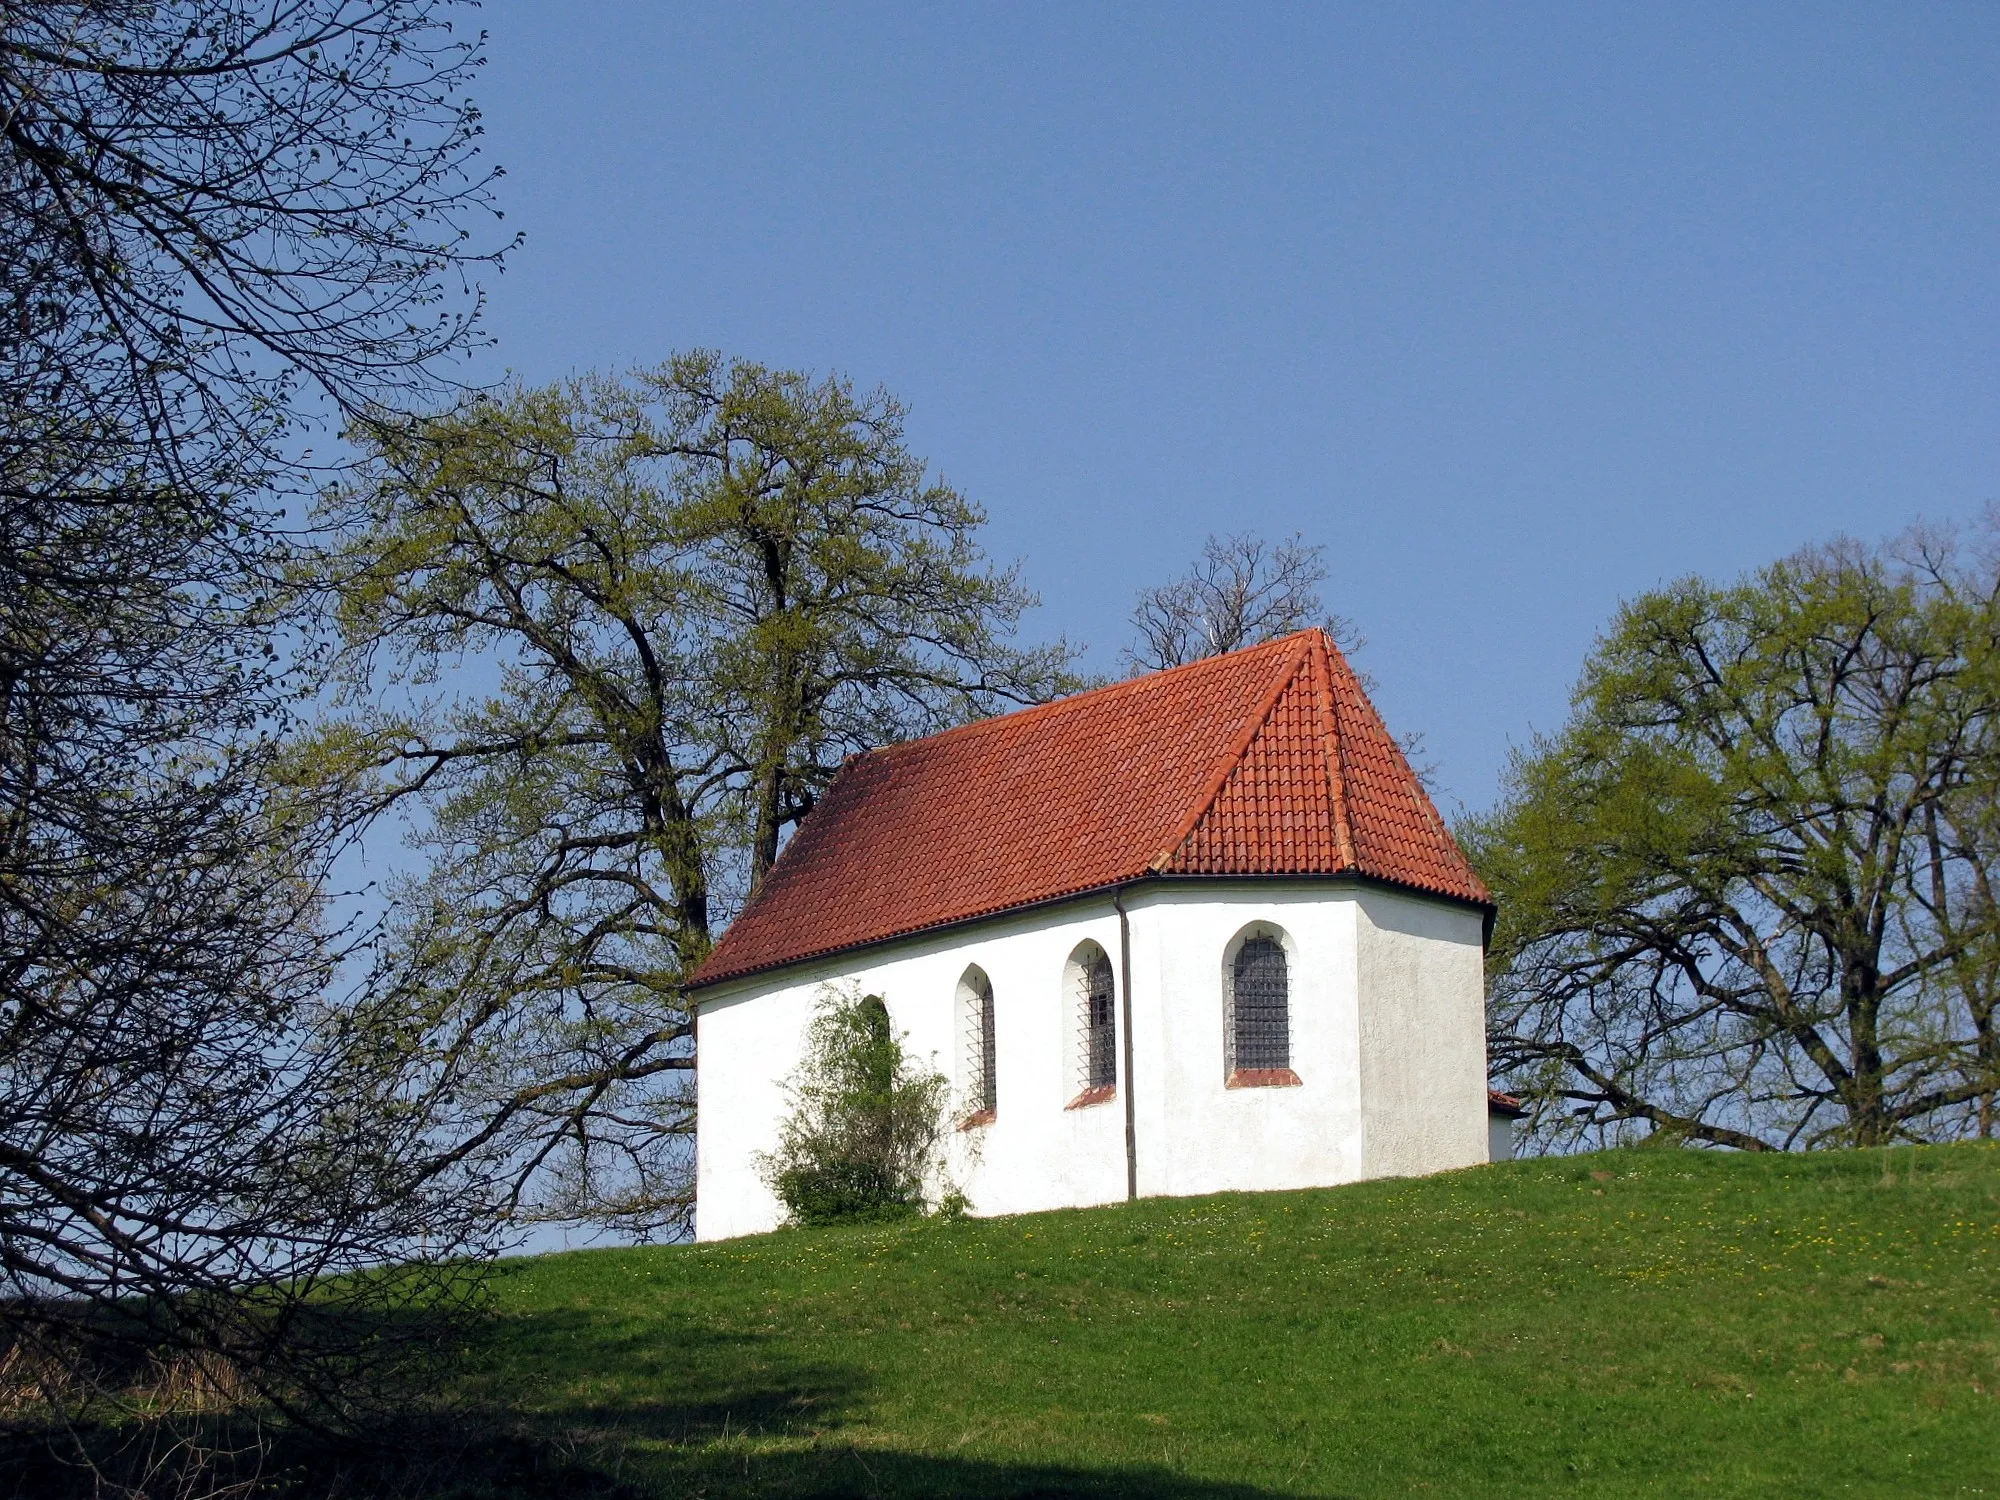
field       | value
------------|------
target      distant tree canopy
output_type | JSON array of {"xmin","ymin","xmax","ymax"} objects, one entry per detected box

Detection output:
[
  {"xmin": 1467, "ymin": 522, "xmax": 2000, "ymax": 1152},
  {"xmin": 304, "ymin": 354, "xmax": 1079, "ymax": 1235}
]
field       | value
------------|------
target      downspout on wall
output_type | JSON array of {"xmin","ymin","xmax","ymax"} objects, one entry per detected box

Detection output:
[{"xmin": 1115, "ymin": 884, "xmax": 1138, "ymax": 1201}]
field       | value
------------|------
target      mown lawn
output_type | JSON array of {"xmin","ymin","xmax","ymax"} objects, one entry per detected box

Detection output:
[{"xmin": 457, "ymin": 1144, "xmax": 2000, "ymax": 1498}]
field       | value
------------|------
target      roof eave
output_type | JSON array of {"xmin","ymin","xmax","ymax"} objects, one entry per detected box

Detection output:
[{"xmin": 686, "ymin": 866, "xmax": 1494, "ymax": 996}]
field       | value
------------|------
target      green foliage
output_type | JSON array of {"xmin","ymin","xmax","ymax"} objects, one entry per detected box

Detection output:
[
  {"xmin": 1466, "ymin": 521, "xmax": 2000, "ymax": 1151},
  {"xmin": 445, "ymin": 1144, "xmax": 2000, "ymax": 1498},
  {"xmin": 298, "ymin": 355, "xmax": 1078, "ymax": 1232},
  {"xmin": 762, "ymin": 991, "xmax": 950, "ymax": 1227}
]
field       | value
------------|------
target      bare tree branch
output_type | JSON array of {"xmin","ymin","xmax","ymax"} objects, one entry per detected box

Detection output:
[
  {"xmin": 0, "ymin": 0, "xmax": 509, "ymax": 1458},
  {"xmin": 1123, "ymin": 532, "xmax": 1360, "ymax": 673}
]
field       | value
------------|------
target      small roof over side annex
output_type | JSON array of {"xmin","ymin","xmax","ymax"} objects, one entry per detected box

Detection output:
[{"xmin": 688, "ymin": 629, "xmax": 1490, "ymax": 990}]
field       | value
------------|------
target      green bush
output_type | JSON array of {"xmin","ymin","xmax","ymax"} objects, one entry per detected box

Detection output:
[{"xmin": 760, "ymin": 991, "xmax": 949, "ymax": 1227}]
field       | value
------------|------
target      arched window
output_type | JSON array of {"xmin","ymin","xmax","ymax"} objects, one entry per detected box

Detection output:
[
  {"xmin": 857, "ymin": 994, "xmax": 894, "ymax": 1084},
  {"xmin": 1226, "ymin": 929, "xmax": 1295, "ymax": 1082},
  {"xmin": 1067, "ymin": 941, "xmax": 1117, "ymax": 1099},
  {"xmin": 958, "ymin": 966, "xmax": 996, "ymax": 1120}
]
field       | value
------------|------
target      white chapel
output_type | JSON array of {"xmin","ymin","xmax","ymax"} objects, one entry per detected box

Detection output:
[{"xmin": 688, "ymin": 628, "xmax": 1515, "ymax": 1241}]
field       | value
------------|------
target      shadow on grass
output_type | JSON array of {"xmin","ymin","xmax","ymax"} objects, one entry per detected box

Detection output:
[
  {"xmin": 0, "ymin": 1417, "xmax": 1313, "ymax": 1499},
  {"xmin": 456, "ymin": 1306, "xmax": 1316, "ymax": 1497},
  {"xmin": 489, "ymin": 1303, "xmax": 868, "ymax": 1438},
  {"xmin": 0, "ymin": 1303, "xmax": 1323, "ymax": 1498}
]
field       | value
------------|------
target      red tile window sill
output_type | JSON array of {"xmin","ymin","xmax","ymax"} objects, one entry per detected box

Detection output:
[
  {"xmin": 1227, "ymin": 1067, "xmax": 1302, "ymax": 1089},
  {"xmin": 958, "ymin": 1108, "xmax": 996, "ymax": 1131},
  {"xmin": 1065, "ymin": 1084, "xmax": 1117, "ymax": 1111}
]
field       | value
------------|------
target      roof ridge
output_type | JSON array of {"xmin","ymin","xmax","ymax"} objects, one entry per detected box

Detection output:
[
  {"xmin": 855, "ymin": 631, "xmax": 1319, "ymax": 764},
  {"xmin": 1315, "ymin": 633, "xmax": 1485, "ymax": 894},
  {"xmin": 1308, "ymin": 633, "xmax": 1358, "ymax": 869},
  {"xmin": 1146, "ymin": 636, "xmax": 1311, "ymax": 872},
  {"xmin": 689, "ymin": 621, "xmax": 1493, "ymax": 992}
]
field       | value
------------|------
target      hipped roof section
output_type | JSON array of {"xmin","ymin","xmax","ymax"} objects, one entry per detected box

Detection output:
[{"xmin": 689, "ymin": 630, "xmax": 1490, "ymax": 990}]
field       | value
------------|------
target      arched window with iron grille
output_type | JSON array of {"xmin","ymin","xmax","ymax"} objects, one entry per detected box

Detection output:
[
  {"xmin": 957, "ymin": 966, "xmax": 996, "ymax": 1121},
  {"xmin": 1225, "ymin": 927, "xmax": 1298, "ymax": 1085},
  {"xmin": 1064, "ymin": 941, "xmax": 1117, "ymax": 1104}
]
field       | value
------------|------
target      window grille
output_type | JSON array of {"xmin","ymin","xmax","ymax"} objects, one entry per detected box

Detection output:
[
  {"xmin": 1231, "ymin": 935, "xmax": 1290, "ymax": 1072},
  {"xmin": 961, "ymin": 968, "xmax": 997, "ymax": 1116},
  {"xmin": 1082, "ymin": 948, "xmax": 1116, "ymax": 1090},
  {"xmin": 980, "ymin": 979, "xmax": 997, "ymax": 1113}
]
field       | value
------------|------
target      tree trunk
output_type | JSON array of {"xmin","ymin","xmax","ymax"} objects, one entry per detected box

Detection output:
[
  {"xmin": 751, "ymin": 762, "xmax": 783, "ymax": 894},
  {"xmin": 1845, "ymin": 962, "xmax": 1891, "ymax": 1147}
]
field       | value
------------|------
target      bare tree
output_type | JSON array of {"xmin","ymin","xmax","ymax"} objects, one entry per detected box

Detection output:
[
  {"xmin": 1124, "ymin": 532, "xmax": 1360, "ymax": 673},
  {"xmin": 0, "ymin": 0, "xmax": 507, "ymax": 1458}
]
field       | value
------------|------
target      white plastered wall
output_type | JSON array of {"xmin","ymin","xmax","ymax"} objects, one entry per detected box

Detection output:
[
  {"xmin": 1354, "ymin": 886, "xmax": 1491, "ymax": 1177},
  {"xmin": 693, "ymin": 880, "xmax": 1488, "ymax": 1241},
  {"xmin": 694, "ymin": 902, "xmax": 1131, "ymax": 1242},
  {"xmin": 1123, "ymin": 883, "xmax": 1362, "ymax": 1199}
]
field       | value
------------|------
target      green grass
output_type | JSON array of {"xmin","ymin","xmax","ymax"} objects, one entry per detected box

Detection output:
[{"xmin": 458, "ymin": 1145, "xmax": 2000, "ymax": 1498}]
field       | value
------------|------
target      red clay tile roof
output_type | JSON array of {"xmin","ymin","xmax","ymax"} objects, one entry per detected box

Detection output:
[{"xmin": 689, "ymin": 630, "xmax": 1490, "ymax": 989}]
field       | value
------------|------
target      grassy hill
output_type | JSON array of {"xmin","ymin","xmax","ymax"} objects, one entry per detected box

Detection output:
[{"xmin": 449, "ymin": 1144, "xmax": 1998, "ymax": 1498}]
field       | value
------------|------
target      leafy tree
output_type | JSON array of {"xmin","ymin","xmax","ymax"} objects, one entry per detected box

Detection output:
[
  {"xmin": 0, "ymin": 0, "xmax": 505, "ymax": 1441},
  {"xmin": 305, "ymin": 355, "xmax": 1078, "ymax": 1235},
  {"xmin": 1467, "ymin": 523, "xmax": 2000, "ymax": 1151},
  {"xmin": 760, "ymin": 990, "xmax": 950, "ymax": 1227}
]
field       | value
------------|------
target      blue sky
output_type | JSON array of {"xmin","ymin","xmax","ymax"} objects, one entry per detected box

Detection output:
[{"xmin": 466, "ymin": 1, "xmax": 1997, "ymax": 816}]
